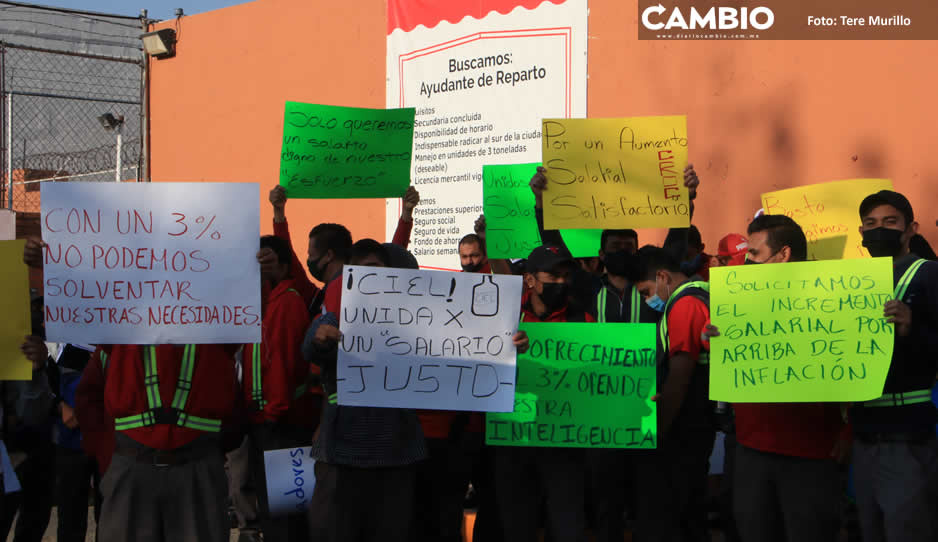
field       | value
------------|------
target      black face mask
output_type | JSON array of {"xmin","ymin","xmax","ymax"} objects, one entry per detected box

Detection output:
[
  {"xmin": 307, "ymin": 253, "xmax": 329, "ymax": 282},
  {"xmin": 743, "ymin": 250, "xmax": 779, "ymax": 265},
  {"xmin": 862, "ymin": 227, "xmax": 904, "ymax": 258},
  {"xmin": 462, "ymin": 261, "xmax": 485, "ymax": 273},
  {"xmin": 603, "ymin": 250, "xmax": 638, "ymax": 277},
  {"xmin": 680, "ymin": 253, "xmax": 704, "ymax": 275},
  {"xmin": 538, "ymin": 282, "xmax": 568, "ymax": 312}
]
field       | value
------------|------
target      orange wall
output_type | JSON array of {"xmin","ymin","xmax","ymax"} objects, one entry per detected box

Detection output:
[{"xmin": 150, "ymin": 0, "xmax": 938, "ymax": 263}]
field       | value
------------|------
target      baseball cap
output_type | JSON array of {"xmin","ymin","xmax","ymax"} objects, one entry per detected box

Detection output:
[
  {"xmin": 718, "ymin": 234, "xmax": 749, "ymax": 257},
  {"xmin": 526, "ymin": 245, "xmax": 574, "ymax": 274},
  {"xmin": 859, "ymin": 190, "xmax": 914, "ymax": 226}
]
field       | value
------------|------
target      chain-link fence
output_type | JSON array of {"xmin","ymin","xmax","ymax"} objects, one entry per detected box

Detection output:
[{"xmin": 0, "ymin": 42, "xmax": 143, "ymax": 213}]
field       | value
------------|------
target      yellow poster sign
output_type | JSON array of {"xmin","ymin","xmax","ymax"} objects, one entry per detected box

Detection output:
[
  {"xmin": 0, "ymin": 240, "xmax": 33, "ymax": 381},
  {"xmin": 709, "ymin": 258, "xmax": 894, "ymax": 403},
  {"xmin": 761, "ymin": 178, "xmax": 893, "ymax": 261},
  {"xmin": 541, "ymin": 115, "xmax": 690, "ymax": 230}
]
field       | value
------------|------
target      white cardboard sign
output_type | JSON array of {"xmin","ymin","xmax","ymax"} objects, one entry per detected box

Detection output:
[
  {"xmin": 40, "ymin": 182, "xmax": 261, "ymax": 344},
  {"xmin": 263, "ymin": 446, "xmax": 315, "ymax": 517},
  {"xmin": 337, "ymin": 266, "xmax": 523, "ymax": 412}
]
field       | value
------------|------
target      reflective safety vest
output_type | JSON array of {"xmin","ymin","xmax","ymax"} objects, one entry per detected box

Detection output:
[
  {"xmin": 864, "ymin": 258, "xmax": 932, "ymax": 408},
  {"xmin": 250, "ymin": 287, "xmax": 309, "ymax": 411},
  {"xmin": 658, "ymin": 281, "xmax": 711, "ymax": 366},
  {"xmin": 249, "ymin": 343, "xmax": 309, "ymax": 411},
  {"xmin": 596, "ymin": 284, "xmax": 642, "ymax": 324},
  {"xmin": 106, "ymin": 345, "xmax": 223, "ymax": 433}
]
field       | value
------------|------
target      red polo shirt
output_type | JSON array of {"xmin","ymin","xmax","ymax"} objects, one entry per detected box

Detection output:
[
  {"xmin": 95, "ymin": 344, "xmax": 239, "ymax": 450},
  {"xmin": 702, "ymin": 318, "xmax": 849, "ymax": 459},
  {"xmin": 243, "ymin": 278, "xmax": 315, "ymax": 426},
  {"xmin": 734, "ymin": 403, "xmax": 847, "ymax": 459}
]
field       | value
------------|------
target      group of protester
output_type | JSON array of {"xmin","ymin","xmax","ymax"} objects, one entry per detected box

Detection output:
[{"xmin": 1, "ymin": 163, "xmax": 935, "ymax": 542}]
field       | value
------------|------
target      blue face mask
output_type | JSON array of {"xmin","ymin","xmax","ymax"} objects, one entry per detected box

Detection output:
[
  {"xmin": 646, "ymin": 295, "xmax": 666, "ymax": 313},
  {"xmin": 645, "ymin": 278, "xmax": 668, "ymax": 312}
]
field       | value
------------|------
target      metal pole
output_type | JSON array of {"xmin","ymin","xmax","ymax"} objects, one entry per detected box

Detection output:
[
  {"xmin": 139, "ymin": 9, "xmax": 148, "ymax": 183},
  {"xmin": 6, "ymin": 93, "xmax": 12, "ymax": 209},
  {"xmin": 115, "ymin": 125, "xmax": 122, "ymax": 182}
]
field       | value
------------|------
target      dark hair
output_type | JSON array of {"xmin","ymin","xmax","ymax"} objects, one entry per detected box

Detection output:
[
  {"xmin": 910, "ymin": 234, "xmax": 937, "ymax": 260},
  {"xmin": 309, "ymin": 223, "xmax": 352, "ymax": 262},
  {"xmin": 747, "ymin": 214, "xmax": 807, "ymax": 262},
  {"xmin": 459, "ymin": 233, "xmax": 485, "ymax": 252},
  {"xmin": 260, "ymin": 235, "xmax": 291, "ymax": 265},
  {"xmin": 600, "ymin": 229, "xmax": 638, "ymax": 252},
  {"xmin": 859, "ymin": 190, "xmax": 914, "ymax": 227},
  {"xmin": 627, "ymin": 245, "xmax": 681, "ymax": 283},
  {"xmin": 350, "ymin": 239, "xmax": 390, "ymax": 266},
  {"xmin": 687, "ymin": 225, "xmax": 703, "ymax": 249},
  {"xmin": 383, "ymin": 243, "xmax": 419, "ymax": 269}
]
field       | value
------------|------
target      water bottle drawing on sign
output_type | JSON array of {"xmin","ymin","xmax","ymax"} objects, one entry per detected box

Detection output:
[{"xmin": 471, "ymin": 275, "xmax": 500, "ymax": 317}]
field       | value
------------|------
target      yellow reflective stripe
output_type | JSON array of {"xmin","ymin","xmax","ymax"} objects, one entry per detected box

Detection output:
[
  {"xmin": 143, "ymin": 346, "xmax": 162, "ymax": 409},
  {"xmin": 661, "ymin": 281, "xmax": 710, "ymax": 362},
  {"xmin": 176, "ymin": 413, "xmax": 222, "ymax": 432},
  {"xmin": 115, "ymin": 345, "xmax": 223, "ymax": 433},
  {"xmin": 100, "ymin": 351, "xmax": 108, "ymax": 370},
  {"xmin": 251, "ymin": 344, "xmax": 265, "ymax": 406},
  {"xmin": 169, "ymin": 345, "xmax": 196, "ymax": 411},
  {"xmin": 894, "ymin": 259, "xmax": 926, "ymax": 301},
  {"xmin": 114, "ymin": 412, "xmax": 153, "ymax": 430},
  {"xmin": 864, "ymin": 389, "xmax": 932, "ymax": 407},
  {"xmin": 596, "ymin": 288, "xmax": 607, "ymax": 323},
  {"xmin": 629, "ymin": 285, "xmax": 641, "ymax": 323},
  {"xmin": 294, "ymin": 384, "xmax": 307, "ymax": 399}
]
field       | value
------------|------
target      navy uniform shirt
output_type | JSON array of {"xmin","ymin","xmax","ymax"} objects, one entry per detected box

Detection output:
[{"xmin": 850, "ymin": 253, "xmax": 938, "ymax": 435}]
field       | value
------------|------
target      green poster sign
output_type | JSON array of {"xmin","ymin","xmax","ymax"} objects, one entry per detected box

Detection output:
[
  {"xmin": 486, "ymin": 322, "xmax": 658, "ymax": 449},
  {"xmin": 709, "ymin": 258, "xmax": 895, "ymax": 402},
  {"xmin": 482, "ymin": 163, "xmax": 602, "ymax": 259},
  {"xmin": 279, "ymin": 102, "xmax": 415, "ymax": 198}
]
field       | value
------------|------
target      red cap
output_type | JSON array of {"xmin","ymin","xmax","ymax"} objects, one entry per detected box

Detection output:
[{"xmin": 718, "ymin": 234, "xmax": 749, "ymax": 259}]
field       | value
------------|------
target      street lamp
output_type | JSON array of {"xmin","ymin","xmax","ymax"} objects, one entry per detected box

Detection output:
[
  {"xmin": 141, "ymin": 28, "xmax": 176, "ymax": 59},
  {"xmin": 98, "ymin": 113, "xmax": 125, "ymax": 183}
]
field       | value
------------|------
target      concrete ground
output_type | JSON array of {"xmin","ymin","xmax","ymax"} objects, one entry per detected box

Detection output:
[
  {"xmin": 8, "ymin": 508, "xmax": 732, "ymax": 542},
  {"xmin": 5, "ymin": 507, "xmax": 242, "ymax": 542}
]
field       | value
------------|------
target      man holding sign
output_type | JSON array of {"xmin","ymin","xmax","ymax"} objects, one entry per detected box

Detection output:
[
  {"xmin": 22, "ymin": 238, "xmax": 246, "ymax": 542},
  {"xmin": 851, "ymin": 191, "xmax": 938, "ymax": 542},
  {"xmin": 705, "ymin": 215, "xmax": 848, "ymax": 542},
  {"xmin": 496, "ymin": 245, "xmax": 592, "ymax": 542},
  {"xmin": 529, "ymin": 162, "xmax": 701, "ymax": 542},
  {"xmin": 626, "ymin": 246, "xmax": 713, "ymax": 542}
]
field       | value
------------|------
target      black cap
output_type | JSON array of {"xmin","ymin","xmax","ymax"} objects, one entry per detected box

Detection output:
[
  {"xmin": 859, "ymin": 190, "xmax": 914, "ymax": 226},
  {"xmin": 526, "ymin": 245, "xmax": 574, "ymax": 274}
]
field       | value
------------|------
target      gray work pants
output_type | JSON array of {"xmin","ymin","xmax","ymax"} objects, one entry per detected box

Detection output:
[
  {"xmin": 733, "ymin": 444, "xmax": 841, "ymax": 542},
  {"xmin": 853, "ymin": 436, "xmax": 938, "ymax": 542},
  {"xmin": 98, "ymin": 437, "xmax": 229, "ymax": 542}
]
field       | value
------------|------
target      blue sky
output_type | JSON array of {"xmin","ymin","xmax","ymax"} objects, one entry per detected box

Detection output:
[{"xmin": 37, "ymin": 0, "xmax": 249, "ymax": 20}]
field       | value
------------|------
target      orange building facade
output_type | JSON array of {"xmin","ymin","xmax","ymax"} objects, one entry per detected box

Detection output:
[{"xmin": 148, "ymin": 0, "xmax": 937, "ymax": 269}]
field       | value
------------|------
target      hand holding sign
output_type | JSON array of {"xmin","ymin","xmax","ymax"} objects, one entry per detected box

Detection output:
[
  {"xmin": 487, "ymin": 322, "xmax": 657, "ymax": 449},
  {"xmin": 761, "ymin": 178, "xmax": 893, "ymax": 260},
  {"xmin": 0, "ymin": 240, "xmax": 33, "ymax": 380},
  {"xmin": 280, "ymin": 102, "xmax": 415, "ymax": 199},
  {"xmin": 337, "ymin": 266, "xmax": 523, "ymax": 412},
  {"xmin": 40, "ymin": 182, "xmax": 262, "ymax": 345},
  {"xmin": 709, "ymin": 258, "xmax": 895, "ymax": 403},
  {"xmin": 541, "ymin": 115, "xmax": 691, "ymax": 230},
  {"xmin": 482, "ymin": 163, "xmax": 601, "ymax": 259}
]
